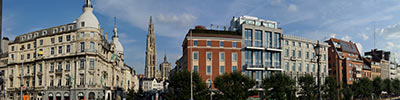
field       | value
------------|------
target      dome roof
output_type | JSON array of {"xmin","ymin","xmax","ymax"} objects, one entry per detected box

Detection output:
[
  {"xmin": 76, "ymin": 1, "xmax": 99, "ymax": 29},
  {"xmin": 112, "ymin": 37, "xmax": 124, "ymax": 54}
]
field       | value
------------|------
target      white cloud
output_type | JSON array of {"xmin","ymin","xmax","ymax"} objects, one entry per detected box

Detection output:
[
  {"xmin": 386, "ymin": 42, "xmax": 395, "ymax": 49},
  {"xmin": 156, "ymin": 14, "xmax": 197, "ymax": 27},
  {"xmin": 288, "ymin": 4, "xmax": 298, "ymax": 12},
  {"xmin": 341, "ymin": 35, "xmax": 352, "ymax": 41},
  {"xmin": 361, "ymin": 33, "xmax": 369, "ymax": 40}
]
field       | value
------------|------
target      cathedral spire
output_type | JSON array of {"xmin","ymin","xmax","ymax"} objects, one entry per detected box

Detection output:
[
  {"xmin": 148, "ymin": 16, "xmax": 154, "ymax": 34},
  {"xmin": 113, "ymin": 17, "xmax": 118, "ymax": 37}
]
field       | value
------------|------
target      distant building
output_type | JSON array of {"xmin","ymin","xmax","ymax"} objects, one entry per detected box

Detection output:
[
  {"xmin": 159, "ymin": 55, "xmax": 171, "ymax": 80},
  {"xmin": 140, "ymin": 78, "xmax": 165, "ymax": 92},
  {"xmin": 326, "ymin": 38, "xmax": 365, "ymax": 85},
  {"xmin": 145, "ymin": 16, "xmax": 158, "ymax": 79},
  {"xmin": 176, "ymin": 26, "xmax": 242, "ymax": 89},
  {"xmin": 364, "ymin": 49, "xmax": 397, "ymax": 80},
  {"xmin": 281, "ymin": 34, "xmax": 329, "ymax": 84}
]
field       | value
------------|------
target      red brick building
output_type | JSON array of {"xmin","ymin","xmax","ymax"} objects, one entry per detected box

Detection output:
[
  {"xmin": 326, "ymin": 38, "xmax": 365, "ymax": 85},
  {"xmin": 176, "ymin": 26, "xmax": 242, "ymax": 89}
]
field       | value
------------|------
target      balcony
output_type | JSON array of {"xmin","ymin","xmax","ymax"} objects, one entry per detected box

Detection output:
[
  {"xmin": 266, "ymin": 66, "xmax": 282, "ymax": 71},
  {"xmin": 245, "ymin": 65, "xmax": 265, "ymax": 71},
  {"xmin": 245, "ymin": 46, "xmax": 264, "ymax": 50},
  {"xmin": 356, "ymin": 73, "xmax": 362, "ymax": 78}
]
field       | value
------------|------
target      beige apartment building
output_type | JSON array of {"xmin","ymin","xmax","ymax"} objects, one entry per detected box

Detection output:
[{"xmin": 0, "ymin": 0, "xmax": 138, "ymax": 100}]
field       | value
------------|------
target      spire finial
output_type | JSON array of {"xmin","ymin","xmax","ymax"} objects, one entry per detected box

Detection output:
[
  {"xmin": 164, "ymin": 53, "xmax": 167, "ymax": 62},
  {"xmin": 148, "ymin": 16, "xmax": 154, "ymax": 35},
  {"xmin": 84, "ymin": 0, "xmax": 93, "ymax": 8},
  {"xmin": 113, "ymin": 17, "xmax": 118, "ymax": 37}
]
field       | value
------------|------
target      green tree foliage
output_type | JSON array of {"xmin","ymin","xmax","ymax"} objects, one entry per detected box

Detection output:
[
  {"xmin": 298, "ymin": 74, "xmax": 317, "ymax": 100},
  {"xmin": 341, "ymin": 84, "xmax": 353, "ymax": 100},
  {"xmin": 352, "ymin": 77, "xmax": 373, "ymax": 99},
  {"xmin": 213, "ymin": 71, "xmax": 256, "ymax": 100},
  {"xmin": 373, "ymin": 77, "xmax": 384, "ymax": 98},
  {"xmin": 392, "ymin": 79, "xmax": 400, "ymax": 95},
  {"xmin": 166, "ymin": 70, "xmax": 209, "ymax": 100},
  {"xmin": 263, "ymin": 73, "xmax": 296, "ymax": 100},
  {"xmin": 383, "ymin": 78, "xmax": 394, "ymax": 95},
  {"xmin": 322, "ymin": 76, "xmax": 338, "ymax": 100},
  {"xmin": 127, "ymin": 88, "xmax": 145, "ymax": 100}
]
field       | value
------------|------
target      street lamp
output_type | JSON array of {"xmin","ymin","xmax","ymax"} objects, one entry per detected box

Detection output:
[{"xmin": 314, "ymin": 40, "xmax": 321, "ymax": 100}]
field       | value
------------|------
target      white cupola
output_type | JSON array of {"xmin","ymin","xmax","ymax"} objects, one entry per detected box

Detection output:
[
  {"xmin": 76, "ymin": 0, "xmax": 100, "ymax": 29},
  {"xmin": 112, "ymin": 17, "xmax": 124, "ymax": 55}
]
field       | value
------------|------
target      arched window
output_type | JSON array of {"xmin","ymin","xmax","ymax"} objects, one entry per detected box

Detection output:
[{"xmin": 88, "ymin": 92, "xmax": 95, "ymax": 100}]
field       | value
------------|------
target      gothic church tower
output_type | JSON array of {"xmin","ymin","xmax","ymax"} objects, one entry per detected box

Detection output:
[{"xmin": 145, "ymin": 16, "xmax": 157, "ymax": 78}]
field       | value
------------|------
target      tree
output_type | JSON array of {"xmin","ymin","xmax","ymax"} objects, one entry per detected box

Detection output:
[
  {"xmin": 392, "ymin": 79, "xmax": 400, "ymax": 96},
  {"xmin": 166, "ymin": 70, "xmax": 209, "ymax": 100},
  {"xmin": 298, "ymin": 74, "xmax": 317, "ymax": 100},
  {"xmin": 383, "ymin": 78, "xmax": 394, "ymax": 96},
  {"xmin": 263, "ymin": 73, "xmax": 296, "ymax": 100},
  {"xmin": 373, "ymin": 77, "xmax": 384, "ymax": 98},
  {"xmin": 352, "ymin": 77, "xmax": 373, "ymax": 99},
  {"xmin": 322, "ymin": 76, "xmax": 338, "ymax": 100},
  {"xmin": 341, "ymin": 84, "xmax": 353, "ymax": 100},
  {"xmin": 127, "ymin": 88, "xmax": 145, "ymax": 100},
  {"xmin": 213, "ymin": 71, "xmax": 256, "ymax": 100}
]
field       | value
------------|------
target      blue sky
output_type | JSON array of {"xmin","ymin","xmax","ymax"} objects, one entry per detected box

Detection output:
[{"xmin": 4, "ymin": 0, "xmax": 400, "ymax": 74}]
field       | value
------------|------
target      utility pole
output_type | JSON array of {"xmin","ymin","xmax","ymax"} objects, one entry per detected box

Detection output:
[
  {"xmin": 190, "ymin": 30, "xmax": 193, "ymax": 100},
  {"xmin": 0, "ymin": 0, "xmax": 2, "ymax": 54}
]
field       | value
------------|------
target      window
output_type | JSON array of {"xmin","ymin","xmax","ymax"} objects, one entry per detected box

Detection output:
[
  {"xmin": 21, "ymin": 54, "xmax": 24, "ymax": 60},
  {"xmin": 11, "ymin": 46, "xmax": 14, "ymax": 51},
  {"xmin": 255, "ymin": 51, "xmax": 262, "ymax": 66},
  {"xmin": 286, "ymin": 40, "xmax": 289, "ymax": 45},
  {"xmin": 306, "ymin": 64, "xmax": 310, "ymax": 72},
  {"xmin": 206, "ymin": 52, "xmax": 212, "ymax": 61},
  {"xmin": 265, "ymin": 52, "xmax": 272, "ymax": 67},
  {"xmin": 306, "ymin": 43, "xmax": 309, "ymax": 48},
  {"xmin": 312, "ymin": 64, "xmax": 315, "ymax": 72},
  {"xmin": 26, "ymin": 66, "xmax": 30, "ymax": 73},
  {"xmin": 194, "ymin": 66, "xmax": 198, "ymax": 72},
  {"xmin": 232, "ymin": 66, "xmax": 237, "ymax": 72},
  {"xmin": 39, "ymin": 64, "xmax": 42, "ymax": 72},
  {"xmin": 51, "ymin": 38, "xmax": 55, "ymax": 44},
  {"xmin": 273, "ymin": 53, "xmax": 281, "ymax": 68},
  {"xmin": 80, "ymin": 59, "xmax": 85, "ymax": 69},
  {"xmin": 255, "ymin": 30, "xmax": 262, "ymax": 47},
  {"xmin": 206, "ymin": 40, "xmax": 211, "ymax": 47},
  {"xmin": 306, "ymin": 52, "xmax": 310, "ymax": 59},
  {"xmin": 90, "ymin": 32, "xmax": 94, "ymax": 37},
  {"xmin": 232, "ymin": 42, "xmax": 237, "ymax": 48},
  {"xmin": 38, "ymin": 76, "xmax": 42, "ymax": 86},
  {"xmin": 245, "ymin": 51, "xmax": 253, "ymax": 65},
  {"xmin": 220, "ymin": 41, "xmax": 224, "ymax": 47},
  {"xmin": 27, "ymin": 54, "xmax": 30, "ymax": 59},
  {"xmin": 66, "ymin": 35, "xmax": 71, "ymax": 41},
  {"xmin": 285, "ymin": 62, "xmax": 289, "ymax": 71},
  {"xmin": 58, "ymin": 46, "xmax": 62, "ymax": 54},
  {"xmin": 292, "ymin": 50, "xmax": 295, "ymax": 57},
  {"xmin": 39, "ymin": 40, "xmax": 43, "ymax": 45},
  {"xmin": 298, "ymin": 63, "xmax": 302, "ymax": 71},
  {"xmin": 232, "ymin": 53, "xmax": 238, "ymax": 62},
  {"xmin": 298, "ymin": 42, "xmax": 301, "ymax": 47},
  {"xmin": 90, "ymin": 42, "xmax": 94, "ymax": 52},
  {"xmin": 81, "ymin": 21, "xmax": 85, "ymax": 27},
  {"xmin": 58, "ymin": 36, "xmax": 63, "ymax": 42},
  {"xmin": 219, "ymin": 52, "xmax": 225, "ymax": 61},
  {"xmin": 21, "ymin": 45, "xmax": 25, "ymax": 50},
  {"xmin": 274, "ymin": 33, "xmax": 281, "ymax": 48},
  {"xmin": 90, "ymin": 59, "xmax": 94, "ymax": 69},
  {"xmin": 69, "ymin": 25, "xmax": 73, "ymax": 30},
  {"xmin": 292, "ymin": 63, "xmax": 296, "ymax": 71},
  {"xmin": 11, "ymin": 54, "xmax": 14, "ymax": 60},
  {"xmin": 53, "ymin": 28, "xmax": 58, "ymax": 33},
  {"xmin": 27, "ymin": 44, "xmax": 31, "ymax": 49},
  {"xmin": 51, "ymin": 47, "xmax": 55, "ymax": 55},
  {"xmin": 285, "ymin": 49, "xmax": 289, "ymax": 57},
  {"xmin": 80, "ymin": 32, "xmax": 85, "ymax": 37},
  {"xmin": 50, "ymin": 63, "xmax": 54, "ymax": 72},
  {"xmin": 80, "ymin": 42, "xmax": 85, "ymax": 52},
  {"xmin": 42, "ymin": 31, "xmax": 47, "ymax": 35},
  {"xmin": 206, "ymin": 66, "xmax": 211, "ymax": 75},
  {"xmin": 58, "ymin": 62, "xmax": 62, "ymax": 71},
  {"xmin": 245, "ymin": 29, "xmax": 252, "ymax": 47},
  {"xmin": 66, "ymin": 45, "xmax": 71, "ymax": 53},
  {"xmin": 66, "ymin": 61, "xmax": 70, "ymax": 70},
  {"xmin": 61, "ymin": 27, "xmax": 65, "ymax": 32},
  {"xmin": 298, "ymin": 51, "xmax": 302, "ymax": 58},
  {"xmin": 193, "ymin": 52, "xmax": 199, "ymax": 60},
  {"xmin": 292, "ymin": 41, "xmax": 295, "ymax": 46},
  {"xmin": 219, "ymin": 66, "xmax": 225, "ymax": 75},
  {"xmin": 193, "ymin": 40, "xmax": 198, "ymax": 46},
  {"xmin": 80, "ymin": 75, "xmax": 84, "ymax": 86},
  {"xmin": 265, "ymin": 31, "xmax": 272, "ymax": 48}
]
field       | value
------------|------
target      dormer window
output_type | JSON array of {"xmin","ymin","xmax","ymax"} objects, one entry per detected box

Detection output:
[
  {"xmin": 61, "ymin": 27, "xmax": 65, "ymax": 32},
  {"xmin": 68, "ymin": 25, "xmax": 74, "ymax": 31},
  {"xmin": 81, "ymin": 21, "xmax": 85, "ymax": 27},
  {"xmin": 42, "ymin": 31, "xmax": 47, "ymax": 35},
  {"xmin": 53, "ymin": 28, "xmax": 58, "ymax": 33},
  {"xmin": 34, "ymin": 32, "xmax": 39, "ymax": 37},
  {"xmin": 28, "ymin": 34, "xmax": 32, "ymax": 39}
]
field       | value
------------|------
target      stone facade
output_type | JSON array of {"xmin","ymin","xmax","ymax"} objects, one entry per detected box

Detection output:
[
  {"xmin": 0, "ymin": 1, "xmax": 138, "ymax": 100},
  {"xmin": 159, "ymin": 55, "xmax": 171, "ymax": 80},
  {"xmin": 281, "ymin": 34, "xmax": 329, "ymax": 85},
  {"xmin": 145, "ymin": 16, "xmax": 157, "ymax": 79}
]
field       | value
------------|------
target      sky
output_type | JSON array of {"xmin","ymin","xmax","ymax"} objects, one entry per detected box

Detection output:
[{"xmin": 4, "ymin": 0, "xmax": 400, "ymax": 74}]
